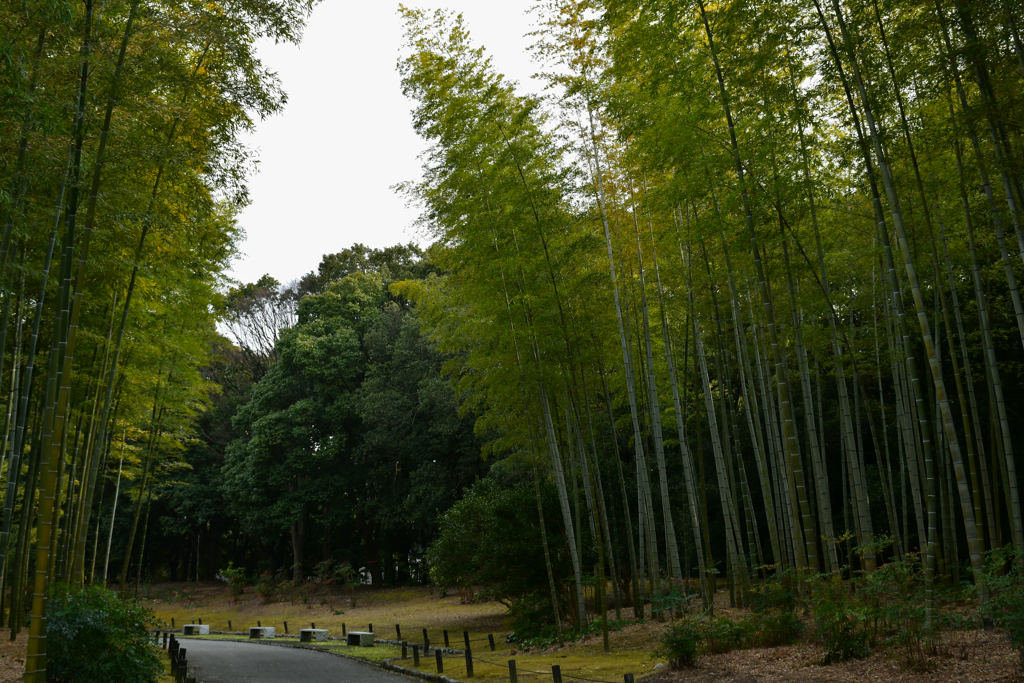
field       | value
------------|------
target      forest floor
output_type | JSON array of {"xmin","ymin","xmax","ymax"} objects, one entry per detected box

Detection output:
[
  {"xmin": 0, "ymin": 629, "xmax": 24, "ymax": 683},
  {"xmin": 146, "ymin": 581, "xmax": 1024, "ymax": 682}
]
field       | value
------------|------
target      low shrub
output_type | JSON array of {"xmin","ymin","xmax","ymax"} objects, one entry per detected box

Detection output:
[
  {"xmin": 217, "ymin": 563, "xmax": 247, "ymax": 599},
  {"xmin": 816, "ymin": 604, "xmax": 870, "ymax": 664},
  {"xmin": 47, "ymin": 583, "xmax": 162, "ymax": 683},
  {"xmin": 748, "ymin": 610, "xmax": 805, "ymax": 648},
  {"xmin": 704, "ymin": 616, "xmax": 750, "ymax": 654},
  {"xmin": 658, "ymin": 619, "xmax": 700, "ymax": 668},
  {"xmin": 254, "ymin": 580, "xmax": 275, "ymax": 604},
  {"xmin": 980, "ymin": 547, "xmax": 1024, "ymax": 660}
]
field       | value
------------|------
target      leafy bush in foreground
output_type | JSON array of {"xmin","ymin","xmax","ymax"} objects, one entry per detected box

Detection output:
[
  {"xmin": 658, "ymin": 620, "xmax": 700, "ymax": 668},
  {"xmin": 980, "ymin": 547, "xmax": 1024, "ymax": 660},
  {"xmin": 47, "ymin": 584, "xmax": 161, "ymax": 683}
]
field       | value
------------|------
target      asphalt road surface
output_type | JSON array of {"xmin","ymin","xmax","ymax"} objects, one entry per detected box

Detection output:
[{"xmin": 180, "ymin": 638, "xmax": 409, "ymax": 683}]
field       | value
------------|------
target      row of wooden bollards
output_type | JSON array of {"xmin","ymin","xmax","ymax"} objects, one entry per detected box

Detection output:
[
  {"xmin": 400, "ymin": 649, "xmax": 637, "ymax": 683},
  {"xmin": 161, "ymin": 632, "xmax": 197, "ymax": 683},
  {"xmin": 393, "ymin": 628, "xmax": 636, "ymax": 683}
]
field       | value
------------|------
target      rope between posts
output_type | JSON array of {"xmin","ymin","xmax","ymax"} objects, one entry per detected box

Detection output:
[{"xmin": 463, "ymin": 651, "xmax": 628, "ymax": 683}]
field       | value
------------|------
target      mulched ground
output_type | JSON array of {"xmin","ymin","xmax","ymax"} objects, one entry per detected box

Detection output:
[
  {"xmin": 643, "ymin": 628, "xmax": 1023, "ymax": 682},
  {"xmin": 0, "ymin": 629, "xmax": 25, "ymax": 683}
]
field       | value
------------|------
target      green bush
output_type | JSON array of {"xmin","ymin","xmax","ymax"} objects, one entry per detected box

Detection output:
[
  {"xmin": 748, "ymin": 610, "xmax": 805, "ymax": 648},
  {"xmin": 815, "ymin": 604, "xmax": 870, "ymax": 664},
  {"xmin": 705, "ymin": 616, "xmax": 749, "ymax": 654},
  {"xmin": 658, "ymin": 619, "xmax": 700, "ymax": 668},
  {"xmin": 47, "ymin": 584, "xmax": 162, "ymax": 683},
  {"xmin": 217, "ymin": 563, "xmax": 247, "ymax": 597},
  {"xmin": 980, "ymin": 547, "xmax": 1024, "ymax": 658}
]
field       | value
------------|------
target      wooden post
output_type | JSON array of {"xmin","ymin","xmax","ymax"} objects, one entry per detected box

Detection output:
[
  {"xmin": 463, "ymin": 631, "xmax": 471, "ymax": 649},
  {"xmin": 552, "ymin": 664, "xmax": 562, "ymax": 683},
  {"xmin": 258, "ymin": 620, "xmax": 261, "ymax": 627},
  {"xmin": 402, "ymin": 641, "xmax": 408, "ymax": 659},
  {"xmin": 624, "ymin": 675, "xmax": 635, "ymax": 683},
  {"xmin": 311, "ymin": 622, "xmax": 315, "ymax": 629},
  {"xmin": 465, "ymin": 647, "xmax": 474, "ymax": 677},
  {"xmin": 413, "ymin": 644, "xmax": 420, "ymax": 667},
  {"xmin": 396, "ymin": 624, "xmax": 402, "ymax": 641},
  {"xmin": 423, "ymin": 628, "xmax": 430, "ymax": 653},
  {"xmin": 488, "ymin": 634, "xmax": 496, "ymax": 651},
  {"xmin": 228, "ymin": 620, "xmax": 232, "ymax": 631},
  {"xmin": 342, "ymin": 623, "xmax": 346, "ymax": 636},
  {"xmin": 284, "ymin": 621, "xmax": 289, "ymax": 634},
  {"xmin": 443, "ymin": 630, "xmax": 450, "ymax": 648},
  {"xmin": 435, "ymin": 648, "xmax": 444, "ymax": 674},
  {"xmin": 509, "ymin": 660, "xmax": 518, "ymax": 683},
  {"xmin": 369, "ymin": 623, "xmax": 373, "ymax": 633}
]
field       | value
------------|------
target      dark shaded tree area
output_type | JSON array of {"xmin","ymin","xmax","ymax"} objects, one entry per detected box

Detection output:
[{"xmin": 136, "ymin": 244, "xmax": 485, "ymax": 586}]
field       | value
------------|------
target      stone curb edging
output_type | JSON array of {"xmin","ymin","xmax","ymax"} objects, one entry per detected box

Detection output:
[{"xmin": 178, "ymin": 635, "xmax": 469, "ymax": 683}]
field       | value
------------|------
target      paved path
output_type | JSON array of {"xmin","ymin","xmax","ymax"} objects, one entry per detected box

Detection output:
[{"xmin": 180, "ymin": 638, "xmax": 410, "ymax": 683}]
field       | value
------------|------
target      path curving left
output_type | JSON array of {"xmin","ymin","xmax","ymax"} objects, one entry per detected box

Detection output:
[{"xmin": 180, "ymin": 638, "xmax": 412, "ymax": 683}]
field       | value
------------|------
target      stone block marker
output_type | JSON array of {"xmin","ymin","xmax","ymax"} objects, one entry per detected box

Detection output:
[
  {"xmin": 249, "ymin": 626, "xmax": 276, "ymax": 639},
  {"xmin": 346, "ymin": 631, "xmax": 374, "ymax": 647},
  {"xmin": 182, "ymin": 624, "xmax": 210, "ymax": 636},
  {"xmin": 299, "ymin": 628, "xmax": 328, "ymax": 643}
]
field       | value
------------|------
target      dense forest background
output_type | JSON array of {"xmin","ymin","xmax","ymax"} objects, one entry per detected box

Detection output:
[
  {"xmin": 3, "ymin": 0, "xmax": 1024, "ymax": 678},
  {"xmin": 142, "ymin": 244, "xmax": 486, "ymax": 588}
]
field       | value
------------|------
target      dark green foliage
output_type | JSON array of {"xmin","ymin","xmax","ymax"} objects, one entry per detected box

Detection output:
[
  {"xmin": 426, "ymin": 469, "xmax": 572, "ymax": 604},
  {"xmin": 858, "ymin": 555, "xmax": 927, "ymax": 667},
  {"xmin": 46, "ymin": 584, "xmax": 161, "ymax": 683},
  {"xmin": 222, "ymin": 267, "xmax": 484, "ymax": 585},
  {"xmin": 703, "ymin": 616, "xmax": 750, "ymax": 654},
  {"xmin": 298, "ymin": 243, "xmax": 436, "ymax": 296},
  {"xmin": 748, "ymin": 572, "xmax": 799, "ymax": 614},
  {"xmin": 814, "ymin": 602, "xmax": 870, "ymax": 664},
  {"xmin": 981, "ymin": 548, "xmax": 1024, "ymax": 656},
  {"xmin": 507, "ymin": 592, "xmax": 564, "ymax": 642},
  {"xmin": 656, "ymin": 607, "xmax": 804, "ymax": 666},
  {"xmin": 658, "ymin": 620, "xmax": 700, "ymax": 668},
  {"xmin": 746, "ymin": 610, "xmax": 805, "ymax": 648}
]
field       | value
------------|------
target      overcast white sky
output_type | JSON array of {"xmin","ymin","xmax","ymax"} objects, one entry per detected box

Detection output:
[{"xmin": 229, "ymin": 2, "xmax": 540, "ymax": 287}]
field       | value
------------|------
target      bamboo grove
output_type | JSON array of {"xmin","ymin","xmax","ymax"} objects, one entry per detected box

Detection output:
[
  {"xmin": 0, "ymin": 0, "xmax": 314, "ymax": 679},
  {"xmin": 398, "ymin": 0, "xmax": 1024, "ymax": 643}
]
